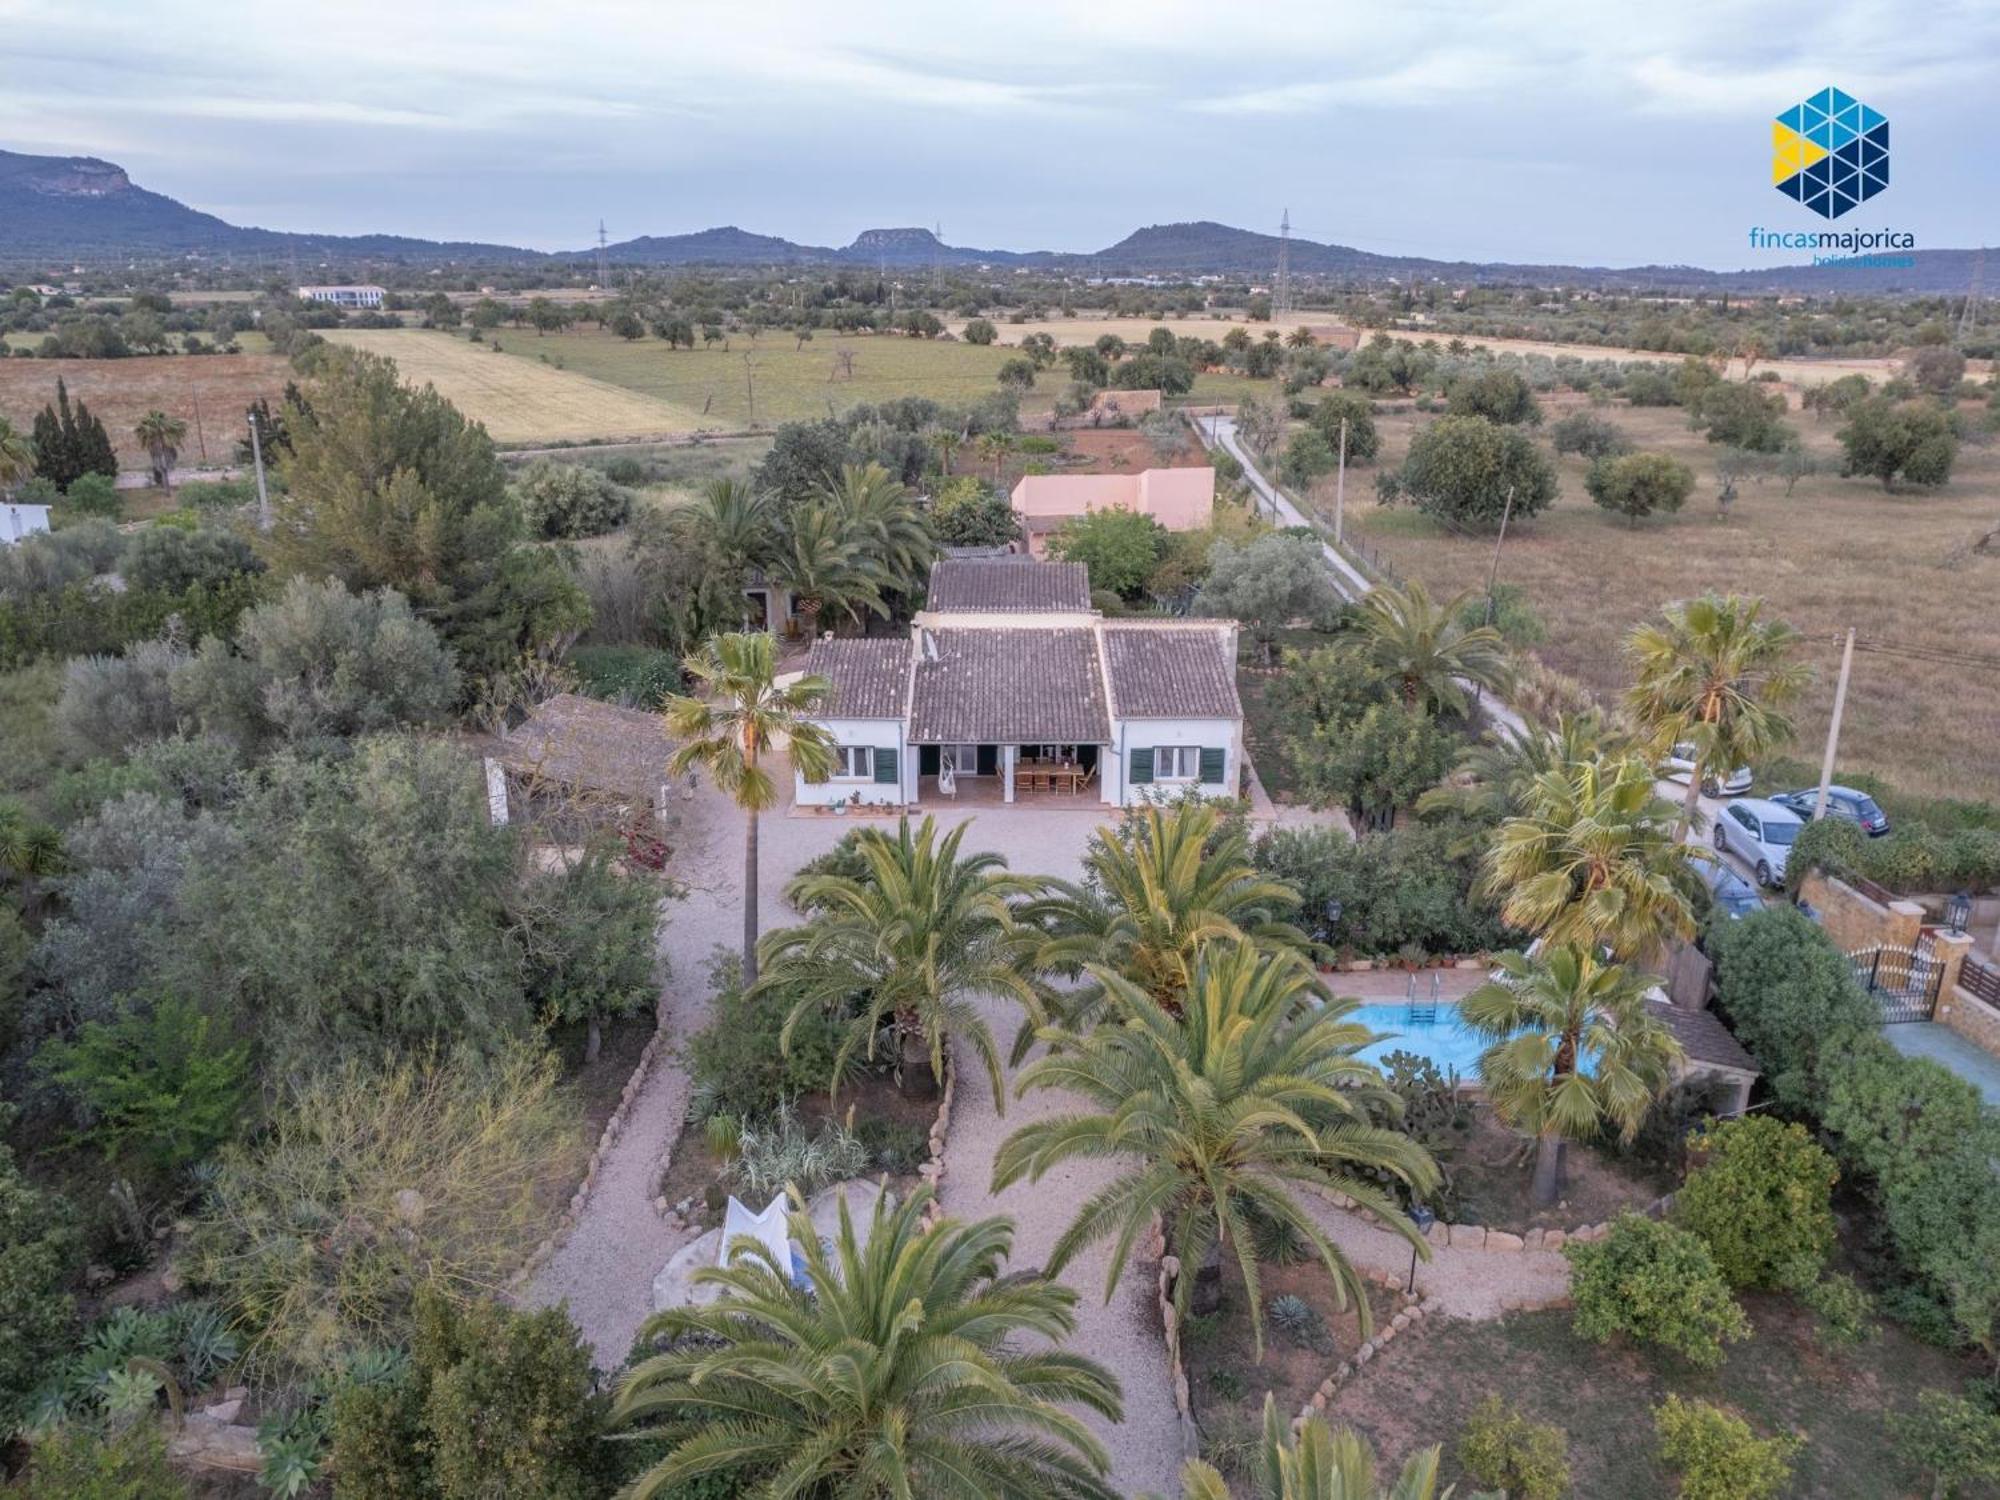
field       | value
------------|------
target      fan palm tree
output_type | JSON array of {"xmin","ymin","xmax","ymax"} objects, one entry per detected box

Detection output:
[
  {"xmin": 664, "ymin": 632, "xmax": 835, "ymax": 985},
  {"xmin": 1181, "ymin": 1395, "xmax": 1453, "ymax": 1500},
  {"xmin": 1625, "ymin": 593, "xmax": 1809, "ymax": 832},
  {"xmin": 1028, "ymin": 801, "xmax": 1309, "ymax": 1028},
  {"xmin": 1481, "ymin": 753, "xmax": 1695, "ymax": 962},
  {"xmin": 1462, "ymin": 944, "xmax": 1684, "ymax": 1205},
  {"xmin": 133, "ymin": 409, "xmax": 188, "ymax": 495},
  {"xmin": 769, "ymin": 501, "xmax": 884, "ymax": 637},
  {"xmin": 977, "ymin": 430, "xmax": 1015, "ymax": 482},
  {"xmin": 1354, "ymin": 580, "xmax": 1510, "ymax": 717},
  {"xmin": 610, "ymin": 1185, "xmax": 1124, "ymax": 1500},
  {"xmin": 0, "ymin": 415, "xmax": 34, "ymax": 498},
  {"xmin": 760, "ymin": 814, "xmax": 1048, "ymax": 1106},
  {"xmin": 995, "ymin": 942, "xmax": 1438, "ymax": 1355},
  {"xmin": 820, "ymin": 461, "xmax": 934, "ymax": 600}
]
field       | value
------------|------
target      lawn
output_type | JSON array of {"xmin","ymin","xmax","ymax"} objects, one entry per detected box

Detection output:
[
  {"xmin": 1331, "ymin": 1300, "xmax": 1992, "ymax": 1498},
  {"xmin": 1335, "ymin": 398, "xmax": 2000, "ymax": 801},
  {"xmin": 325, "ymin": 328, "xmax": 708, "ymax": 444},
  {"xmin": 0, "ymin": 352, "xmax": 289, "ymax": 468}
]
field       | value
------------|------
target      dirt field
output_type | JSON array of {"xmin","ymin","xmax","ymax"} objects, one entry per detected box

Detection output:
[
  {"xmin": 1336, "ymin": 397, "xmax": 2000, "ymax": 800},
  {"xmin": 0, "ymin": 353, "xmax": 289, "ymax": 469},
  {"xmin": 325, "ymin": 329, "xmax": 708, "ymax": 444},
  {"xmin": 1434, "ymin": 332, "xmax": 1914, "ymax": 388}
]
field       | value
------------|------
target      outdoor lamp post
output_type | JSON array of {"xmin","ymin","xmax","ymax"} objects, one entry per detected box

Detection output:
[
  {"xmin": 1407, "ymin": 1204, "xmax": 1436, "ymax": 1294},
  {"xmin": 1323, "ymin": 898, "xmax": 1343, "ymax": 949}
]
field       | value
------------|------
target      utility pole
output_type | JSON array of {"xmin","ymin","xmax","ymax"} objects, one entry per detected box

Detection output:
[
  {"xmin": 191, "ymin": 392, "xmax": 207, "ymax": 464},
  {"xmin": 743, "ymin": 354, "xmax": 758, "ymax": 427},
  {"xmin": 1482, "ymin": 486, "xmax": 1516, "ymax": 625},
  {"xmin": 1274, "ymin": 208, "xmax": 1293, "ymax": 318},
  {"xmin": 596, "ymin": 219, "xmax": 609, "ymax": 291},
  {"xmin": 247, "ymin": 406, "xmax": 272, "ymax": 533},
  {"xmin": 1334, "ymin": 416, "xmax": 1348, "ymax": 545},
  {"xmin": 1813, "ymin": 628, "xmax": 1856, "ymax": 821}
]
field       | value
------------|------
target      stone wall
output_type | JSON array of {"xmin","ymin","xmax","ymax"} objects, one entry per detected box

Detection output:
[
  {"xmin": 1939, "ymin": 982, "xmax": 2000, "ymax": 1057},
  {"xmin": 1800, "ymin": 870, "xmax": 1925, "ymax": 954},
  {"xmin": 1150, "ymin": 1219, "xmax": 1206, "ymax": 1464},
  {"xmin": 1325, "ymin": 1183, "xmax": 1673, "ymax": 1254},
  {"xmin": 916, "ymin": 1058, "xmax": 955, "ymax": 1228}
]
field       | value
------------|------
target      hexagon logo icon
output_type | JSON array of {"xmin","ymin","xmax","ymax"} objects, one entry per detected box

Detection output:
[{"xmin": 1773, "ymin": 87, "xmax": 1888, "ymax": 220}]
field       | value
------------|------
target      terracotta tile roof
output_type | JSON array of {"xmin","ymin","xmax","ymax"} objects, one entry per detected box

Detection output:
[
  {"xmin": 908, "ymin": 628, "xmax": 1110, "ymax": 744},
  {"xmin": 1101, "ymin": 625, "xmax": 1242, "ymax": 719},
  {"xmin": 926, "ymin": 558, "xmax": 1091, "ymax": 613},
  {"xmin": 800, "ymin": 637, "xmax": 909, "ymax": 719},
  {"xmin": 1650, "ymin": 1001, "xmax": 1759, "ymax": 1075}
]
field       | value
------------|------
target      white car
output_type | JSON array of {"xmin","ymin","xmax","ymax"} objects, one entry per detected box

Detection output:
[
  {"xmin": 1714, "ymin": 797, "xmax": 1804, "ymax": 888},
  {"xmin": 1660, "ymin": 742, "xmax": 1752, "ymax": 798}
]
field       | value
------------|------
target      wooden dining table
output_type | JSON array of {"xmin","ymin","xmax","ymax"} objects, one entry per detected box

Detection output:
[{"xmin": 1019, "ymin": 762, "xmax": 1084, "ymax": 793}]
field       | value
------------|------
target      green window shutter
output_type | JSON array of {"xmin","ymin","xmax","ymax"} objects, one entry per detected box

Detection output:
[
  {"xmin": 1129, "ymin": 747, "xmax": 1154, "ymax": 785},
  {"xmin": 873, "ymin": 746, "xmax": 899, "ymax": 785},
  {"xmin": 1198, "ymin": 746, "xmax": 1226, "ymax": 785}
]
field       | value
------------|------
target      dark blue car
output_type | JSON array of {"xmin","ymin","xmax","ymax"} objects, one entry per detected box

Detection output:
[
  {"xmin": 1700, "ymin": 857, "xmax": 1766, "ymax": 920},
  {"xmin": 1771, "ymin": 786, "xmax": 1890, "ymax": 837}
]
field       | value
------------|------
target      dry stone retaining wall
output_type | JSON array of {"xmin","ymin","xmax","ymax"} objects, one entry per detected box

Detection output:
[{"xmin": 1321, "ymin": 1185, "xmax": 1674, "ymax": 1254}]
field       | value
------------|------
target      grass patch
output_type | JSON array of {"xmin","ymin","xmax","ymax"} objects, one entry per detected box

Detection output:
[{"xmin": 1334, "ymin": 1299, "xmax": 1991, "ymax": 1498}]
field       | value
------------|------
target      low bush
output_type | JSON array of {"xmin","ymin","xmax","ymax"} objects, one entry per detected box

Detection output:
[
  {"xmin": 121, "ymin": 526, "xmax": 264, "ymax": 595},
  {"xmin": 0, "ymin": 1120, "xmax": 79, "ymax": 1435},
  {"xmin": 726, "ymin": 1099, "xmax": 869, "ymax": 1200},
  {"xmin": 1565, "ymin": 1214, "xmax": 1750, "ymax": 1369},
  {"xmin": 514, "ymin": 459, "xmax": 634, "ymax": 539},
  {"xmin": 1891, "ymin": 1389, "xmax": 2000, "ymax": 1498},
  {"xmin": 1802, "ymin": 1271, "xmax": 1875, "ymax": 1349},
  {"xmin": 1253, "ymin": 819, "xmax": 1509, "ymax": 959},
  {"xmin": 1456, "ymin": 1393, "xmax": 1570, "ymax": 1500},
  {"xmin": 11, "ymin": 1423, "xmax": 190, "ymax": 1500},
  {"xmin": 1268, "ymin": 1293, "xmax": 1332, "ymax": 1354},
  {"xmin": 1654, "ymin": 1395, "xmax": 1800, "ymax": 1500},
  {"xmin": 567, "ymin": 643, "xmax": 680, "ymax": 708},
  {"xmin": 1706, "ymin": 905, "xmax": 1878, "ymax": 1113},
  {"xmin": 1548, "ymin": 410, "xmax": 1633, "ymax": 459},
  {"xmin": 1673, "ymin": 1115, "xmax": 1837, "ymax": 1292},
  {"xmin": 1791, "ymin": 813, "xmax": 2000, "ymax": 895},
  {"xmin": 684, "ymin": 955, "xmax": 853, "ymax": 1123}
]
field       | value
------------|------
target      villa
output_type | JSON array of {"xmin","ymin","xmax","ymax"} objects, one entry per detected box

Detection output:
[
  {"xmin": 1009, "ymin": 466, "xmax": 1214, "ymax": 559},
  {"xmin": 793, "ymin": 558, "xmax": 1243, "ymax": 810}
]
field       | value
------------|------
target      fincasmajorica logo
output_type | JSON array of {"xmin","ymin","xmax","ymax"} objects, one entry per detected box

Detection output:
[{"xmin": 1772, "ymin": 87, "xmax": 1888, "ymax": 220}]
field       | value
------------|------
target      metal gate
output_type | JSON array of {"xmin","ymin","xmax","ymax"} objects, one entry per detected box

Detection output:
[{"xmin": 1848, "ymin": 942, "xmax": 1943, "ymax": 1023}]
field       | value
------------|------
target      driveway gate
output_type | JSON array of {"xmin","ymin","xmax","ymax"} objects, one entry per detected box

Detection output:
[{"xmin": 1848, "ymin": 941, "xmax": 1943, "ymax": 1023}]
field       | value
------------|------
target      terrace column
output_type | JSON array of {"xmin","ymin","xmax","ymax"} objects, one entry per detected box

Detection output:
[{"xmin": 1003, "ymin": 744, "xmax": 1017, "ymax": 804}]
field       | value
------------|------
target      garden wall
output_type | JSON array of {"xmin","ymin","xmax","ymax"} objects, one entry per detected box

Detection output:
[
  {"xmin": 1799, "ymin": 870, "xmax": 1925, "ymax": 954},
  {"xmin": 1939, "ymin": 982, "xmax": 2000, "ymax": 1058}
]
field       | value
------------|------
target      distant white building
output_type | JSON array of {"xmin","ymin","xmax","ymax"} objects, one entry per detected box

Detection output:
[
  {"xmin": 297, "ymin": 285, "xmax": 386, "ymax": 309},
  {"xmin": 2, "ymin": 503, "xmax": 52, "ymax": 546}
]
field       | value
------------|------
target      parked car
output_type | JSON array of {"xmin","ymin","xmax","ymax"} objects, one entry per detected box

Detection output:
[
  {"xmin": 1659, "ymin": 742, "xmax": 1753, "ymax": 797},
  {"xmin": 1770, "ymin": 785, "xmax": 1891, "ymax": 837},
  {"xmin": 1714, "ymin": 797, "xmax": 1805, "ymax": 888},
  {"xmin": 1698, "ymin": 855, "xmax": 1766, "ymax": 920}
]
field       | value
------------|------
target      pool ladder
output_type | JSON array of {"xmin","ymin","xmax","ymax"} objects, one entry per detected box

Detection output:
[{"xmin": 1404, "ymin": 971, "xmax": 1440, "ymax": 1026}]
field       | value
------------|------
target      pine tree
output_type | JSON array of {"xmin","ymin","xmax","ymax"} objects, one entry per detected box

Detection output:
[
  {"xmin": 30, "ymin": 383, "xmax": 73, "ymax": 489},
  {"xmin": 70, "ymin": 394, "xmax": 117, "ymax": 483}
]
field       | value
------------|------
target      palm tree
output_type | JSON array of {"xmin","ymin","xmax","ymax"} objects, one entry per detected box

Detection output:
[
  {"xmin": 692, "ymin": 476, "xmax": 775, "ymax": 579},
  {"xmin": 760, "ymin": 815, "xmax": 1048, "ymax": 1106},
  {"xmin": 610, "ymin": 1185, "xmax": 1124, "ymax": 1500},
  {"xmin": 133, "ymin": 409, "xmax": 188, "ymax": 495},
  {"xmin": 0, "ymin": 415, "xmax": 34, "ymax": 498},
  {"xmin": 1028, "ymin": 801, "xmax": 1309, "ymax": 1027},
  {"xmin": 1181, "ymin": 1395, "xmax": 1451, "ymax": 1500},
  {"xmin": 928, "ymin": 425, "xmax": 962, "ymax": 475},
  {"xmin": 820, "ymin": 461, "xmax": 934, "ymax": 600},
  {"xmin": 1462, "ymin": 944, "xmax": 1684, "ymax": 1205},
  {"xmin": 1625, "ymin": 593, "xmax": 1809, "ymax": 831},
  {"xmin": 977, "ymin": 429, "xmax": 1015, "ymax": 482},
  {"xmin": 1481, "ymin": 753, "xmax": 1695, "ymax": 962},
  {"xmin": 664, "ymin": 632, "xmax": 836, "ymax": 985},
  {"xmin": 1417, "ymin": 711, "xmax": 1620, "ymax": 827},
  {"xmin": 1354, "ymin": 580, "xmax": 1510, "ymax": 716},
  {"xmin": 995, "ymin": 942, "xmax": 1438, "ymax": 1355},
  {"xmin": 768, "ymin": 501, "xmax": 883, "ymax": 637}
]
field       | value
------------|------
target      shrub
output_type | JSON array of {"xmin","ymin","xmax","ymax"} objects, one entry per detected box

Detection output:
[
  {"xmin": 1048, "ymin": 506, "xmax": 1168, "ymax": 599},
  {"xmin": 121, "ymin": 526, "xmax": 264, "ymax": 595},
  {"xmin": 1654, "ymin": 1395, "xmax": 1800, "ymax": 1500},
  {"xmin": 189, "ymin": 1046, "xmax": 581, "ymax": 1378},
  {"xmin": 566, "ymin": 643, "xmax": 680, "ymax": 708},
  {"xmin": 1838, "ymin": 396, "xmax": 1958, "ymax": 489},
  {"xmin": 1549, "ymin": 410, "xmax": 1633, "ymax": 459},
  {"xmin": 12, "ymin": 1423, "xmax": 190, "ymax": 1499},
  {"xmin": 1454, "ymin": 581, "xmax": 1545, "ymax": 647},
  {"xmin": 513, "ymin": 459, "xmax": 634, "ymax": 539},
  {"xmin": 726, "ymin": 1099, "xmax": 869, "ymax": 1200},
  {"xmin": 1673, "ymin": 1115, "xmax": 1838, "ymax": 1291},
  {"xmin": 1803, "ymin": 1271, "xmax": 1875, "ymax": 1349},
  {"xmin": 1697, "ymin": 382, "xmax": 1793, "ymax": 452},
  {"xmin": 53, "ymin": 638, "xmax": 190, "ymax": 760},
  {"xmin": 1457, "ymin": 1394, "xmax": 1570, "ymax": 1500},
  {"xmin": 928, "ymin": 476, "xmax": 1018, "ymax": 547},
  {"xmin": 0, "ymin": 1119, "xmax": 79, "ymax": 1434},
  {"xmin": 61, "ymin": 471, "xmax": 122, "ymax": 519},
  {"xmin": 1891, "ymin": 1390, "xmax": 2000, "ymax": 1498},
  {"xmin": 177, "ymin": 475, "xmax": 264, "ymax": 510},
  {"xmin": 1706, "ymin": 906, "xmax": 1877, "ymax": 1113},
  {"xmin": 1306, "ymin": 390, "xmax": 1380, "ymax": 461},
  {"xmin": 1253, "ymin": 819, "xmax": 1509, "ymax": 959},
  {"xmin": 1585, "ymin": 451, "xmax": 1694, "ymax": 524},
  {"xmin": 1565, "ymin": 1214, "xmax": 1750, "ymax": 1369},
  {"xmin": 684, "ymin": 956, "xmax": 852, "ymax": 1123},
  {"xmin": 1381, "ymin": 414, "xmax": 1558, "ymax": 530},
  {"xmin": 1447, "ymin": 368, "xmax": 1542, "ymax": 426},
  {"xmin": 515, "ymin": 847, "xmax": 660, "ymax": 1065},
  {"xmin": 1268, "ymin": 1293, "xmax": 1332, "ymax": 1353}
]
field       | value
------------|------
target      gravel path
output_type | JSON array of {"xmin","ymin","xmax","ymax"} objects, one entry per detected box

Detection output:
[{"xmin": 1297, "ymin": 1192, "xmax": 1573, "ymax": 1321}]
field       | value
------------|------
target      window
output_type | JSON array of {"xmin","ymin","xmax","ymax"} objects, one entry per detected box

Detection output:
[
  {"xmin": 1154, "ymin": 746, "xmax": 1200, "ymax": 781},
  {"xmin": 833, "ymin": 746, "xmax": 874, "ymax": 780},
  {"xmin": 1727, "ymin": 806, "xmax": 1754, "ymax": 832},
  {"xmin": 944, "ymin": 744, "xmax": 980, "ymax": 774}
]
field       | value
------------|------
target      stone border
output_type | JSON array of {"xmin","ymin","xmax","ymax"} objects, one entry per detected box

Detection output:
[
  {"xmin": 915, "ymin": 1058, "xmax": 956, "ymax": 1228},
  {"xmin": 1322, "ymin": 957, "xmax": 1490, "ymax": 973},
  {"xmin": 1320, "ymin": 1185, "xmax": 1674, "ymax": 1255},
  {"xmin": 1147, "ymin": 1218, "xmax": 1204, "ymax": 1463},
  {"xmin": 1292, "ymin": 1274, "xmax": 1431, "ymax": 1432},
  {"xmin": 511, "ymin": 1023, "xmax": 671, "ymax": 1290}
]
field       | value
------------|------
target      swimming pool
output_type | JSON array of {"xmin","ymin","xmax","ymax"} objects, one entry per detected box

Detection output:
[{"xmin": 1351, "ymin": 1002, "xmax": 1486, "ymax": 1077}]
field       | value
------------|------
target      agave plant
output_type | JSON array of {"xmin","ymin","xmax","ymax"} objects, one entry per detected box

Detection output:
[{"xmin": 1181, "ymin": 1394, "xmax": 1458, "ymax": 1499}]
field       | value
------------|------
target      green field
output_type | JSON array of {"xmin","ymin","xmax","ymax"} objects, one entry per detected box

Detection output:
[{"xmin": 478, "ymin": 326, "xmax": 1262, "ymax": 429}]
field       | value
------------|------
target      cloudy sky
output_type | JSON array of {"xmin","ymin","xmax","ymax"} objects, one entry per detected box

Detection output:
[{"xmin": 2, "ymin": 0, "xmax": 1994, "ymax": 268}]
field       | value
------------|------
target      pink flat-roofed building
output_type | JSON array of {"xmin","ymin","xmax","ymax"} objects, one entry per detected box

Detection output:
[{"xmin": 1009, "ymin": 466, "xmax": 1214, "ymax": 558}]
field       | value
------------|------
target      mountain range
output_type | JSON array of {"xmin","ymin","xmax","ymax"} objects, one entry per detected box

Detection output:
[{"xmin": 0, "ymin": 147, "xmax": 1980, "ymax": 295}]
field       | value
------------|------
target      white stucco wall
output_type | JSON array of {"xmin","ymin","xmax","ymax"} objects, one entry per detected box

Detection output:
[
  {"xmin": 793, "ymin": 717, "xmax": 908, "ymax": 807},
  {"xmin": 1106, "ymin": 717, "xmax": 1243, "ymax": 806}
]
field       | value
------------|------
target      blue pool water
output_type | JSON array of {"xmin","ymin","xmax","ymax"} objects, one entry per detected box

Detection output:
[{"xmin": 1351, "ymin": 1002, "xmax": 1486, "ymax": 1077}]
